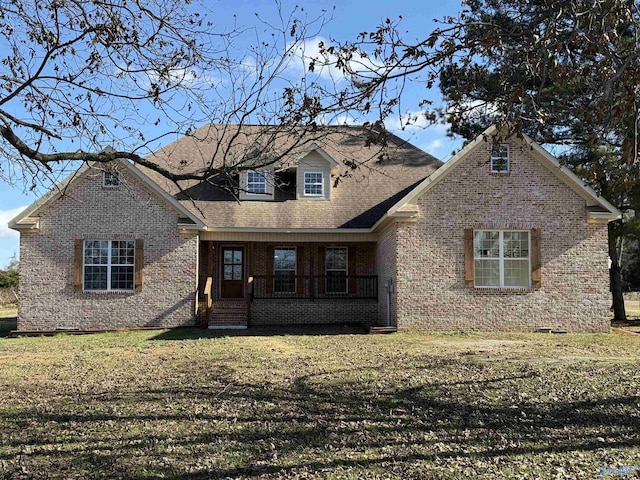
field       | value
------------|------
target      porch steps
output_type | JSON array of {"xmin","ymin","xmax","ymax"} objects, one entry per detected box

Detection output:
[{"xmin": 208, "ymin": 300, "xmax": 248, "ymax": 330}]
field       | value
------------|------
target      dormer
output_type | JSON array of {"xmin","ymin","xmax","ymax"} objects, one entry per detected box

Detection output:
[
  {"xmin": 238, "ymin": 167, "xmax": 275, "ymax": 201},
  {"xmin": 295, "ymin": 144, "xmax": 339, "ymax": 201},
  {"xmin": 237, "ymin": 144, "xmax": 277, "ymax": 201}
]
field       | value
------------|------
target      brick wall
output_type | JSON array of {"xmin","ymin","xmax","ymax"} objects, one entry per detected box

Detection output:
[
  {"xmin": 374, "ymin": 224, "xmax": 398, "ymax": 326},
  {"xmin": 18, "ymin": 164, "xmax": 198, "ymax": 331},
  {"xmin": 251, "ymin": 300, "xmax": 377, "ymax": 325},
  {"xmin": 394, "ymin": 138, "xmax": 610, "ymax": 332}
]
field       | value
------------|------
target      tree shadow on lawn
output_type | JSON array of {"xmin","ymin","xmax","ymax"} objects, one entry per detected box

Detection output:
[
  {"xmin": 1, "ymin": 363, "xmax": 638, "ymax": 478},
  {"xmin": 151, "ymin": 324, "xmax": 368, "ymax": 340}
]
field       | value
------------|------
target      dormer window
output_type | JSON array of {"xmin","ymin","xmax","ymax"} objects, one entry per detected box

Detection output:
[
  {"xmin": 102, "ymin": 171, "xmax": 121, "ymax": 187},
  {"xmin": 247, "ymin": 171, "xmax": 267, "ymax": 194},
  {"xmin": 239, "ymin": 169, "xmax": 274, "ymax": 200},
  {"xmin": 491, "ymin": 144, "xmax": 510, "ymax": 174},
  {"xmin": 304, "ymin": 172, "xmax": 324, "ymax": 196}
]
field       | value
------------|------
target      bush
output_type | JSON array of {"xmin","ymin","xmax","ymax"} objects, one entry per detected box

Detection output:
[
  {"xmin": 0, "ymin": 256, "xmax": 18, "ymax": 291},
  {"xmin": 0, "ymin": 270, "xmax": 17, "ymax": 289}
]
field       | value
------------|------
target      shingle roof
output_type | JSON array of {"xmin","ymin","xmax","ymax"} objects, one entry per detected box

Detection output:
[{"xmin": 142, "ymin": 124, "xmax": 441, "ymax": 229}]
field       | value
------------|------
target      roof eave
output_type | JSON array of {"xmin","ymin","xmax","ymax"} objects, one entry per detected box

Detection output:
[
  {"xmin": 587, "ymin": 211, "xmax": 621, "ymax": 224},
  {"xmin": 8, "ymin": 217, "xmax": 40, "ymax": 231},
  {"xmin": 178, "ymin": 224, "xmax": 204, "ymax": 231},
  {"xmin": 370, "ymin": 209, "xmax": 419, "ymax": 233}
]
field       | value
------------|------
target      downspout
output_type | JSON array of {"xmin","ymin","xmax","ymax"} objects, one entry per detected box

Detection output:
[{"xmin": 385, "ymin": 278, "xmax": 394, "ymax": 327}]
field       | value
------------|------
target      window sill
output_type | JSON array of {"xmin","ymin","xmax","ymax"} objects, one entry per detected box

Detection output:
[
  {"xmin": 81, "ymin": 290, "xmax": 135, "ymax": 295},
  {"xmin": 239, "ymin": 192, "xmax": 274, "ymax": 201},
  {"xmin": 489, "ymin": 171, "xmax": 510, "ymax": 176},
  {"xmin": 472, "ymin": 287, "xmax": 534, "ymax": 295},
  {"xmin": 300, "ymin": 195, "xmax": 329, "ymax": 201}
]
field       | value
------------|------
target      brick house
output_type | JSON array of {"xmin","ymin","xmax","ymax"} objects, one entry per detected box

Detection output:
[{"xmin": 9, "ymin": 125, "xmax": 620, "ymax": 332}]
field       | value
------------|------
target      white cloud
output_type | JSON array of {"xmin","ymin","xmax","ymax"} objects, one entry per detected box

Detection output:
[
  {"xmin": 385, "ymin": 110, "xmax": 437, "ymax": 132},
  {"xmin": 422, "ymin": 138, "xmax": 444, "ymax": 155},
  {"xmin": 0, "ymin": 206, "xmax": 27, "ymax": 238},
  {"xmin": 284, "ymin": 36, "xmax": 343, "ymax": 81},
  {"xmin": 285, "ymin": 36, "xmax": 381, "ymax": 83},
  {"xmin": 418, "ymin": 132, "xmax": 464, "ymax": 161},
  {"xmin": 330, "ymin": 114, "xmax": 357, "ymax": 126}
]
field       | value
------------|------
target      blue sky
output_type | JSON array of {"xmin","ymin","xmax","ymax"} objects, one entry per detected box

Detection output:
[{"xmin": 0, "ymin": 0, "xmax": 464, "ymax": 268}]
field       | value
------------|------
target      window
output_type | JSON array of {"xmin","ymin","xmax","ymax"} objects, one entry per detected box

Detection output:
[
  {"xmin": 102, "ymin": 171, "xmax": 121, "ymax": 187},
  {"xmin": 274, "ymin": 247, "xmax": 296, "ymax": 293},
  {"xmin": 223, "ymin": 248, "xmax": 243, "ymax": 281},
  {"xmin": 247, "ymin": 171, "xmax": 267, "ymax": 194},
  {"xmin": 325, "ymin": 247, "xmax": 348, "ymax": 293},
  {"xmin": 490, "ymin": 144, "xmax": 510, "ymax": 173},
  {"xmin": 474, "ymin": 231, "xmax": 530, "ymax": 288},
  {"xmin": 83, "ymin": 240, "xmax": 135, "ymax": 291},
  {"xmin": 304, "ymin": 172, "xmax": 323, "ymax": 196}
]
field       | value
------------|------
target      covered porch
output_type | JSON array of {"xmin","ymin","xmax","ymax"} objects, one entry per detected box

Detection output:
[{"xmin": 197, "ymin": 237, "xmax": 380, "ymax": 328}]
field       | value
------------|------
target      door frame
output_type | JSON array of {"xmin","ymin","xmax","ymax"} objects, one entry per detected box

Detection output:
[{"xmin": 219, "ymin": 244, "xmax": 246, "ymax": 299}]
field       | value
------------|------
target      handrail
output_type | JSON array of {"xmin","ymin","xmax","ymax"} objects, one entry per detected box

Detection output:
[
  {"xmin": 204, "ymin": 277, "xmax": 213, "ymax": 317},
  {"xmin": 246, "ymin": 276, "xmax": 253, "ymax": 327}
]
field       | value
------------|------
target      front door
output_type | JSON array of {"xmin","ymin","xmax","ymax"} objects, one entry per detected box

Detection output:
[{"xmin": 221, "ymin": 247, "xmax": 244, "ymax": 298}]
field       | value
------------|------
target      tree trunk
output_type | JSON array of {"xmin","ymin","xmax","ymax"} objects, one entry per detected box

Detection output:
[{"xmin": 609, "ymin": 222, "xmax": 627, "ymax": 321}]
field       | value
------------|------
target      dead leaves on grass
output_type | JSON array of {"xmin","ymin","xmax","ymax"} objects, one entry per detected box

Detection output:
[{"xmin": 0, "ymin": 332, "xmax": 639, "ymax": 478}]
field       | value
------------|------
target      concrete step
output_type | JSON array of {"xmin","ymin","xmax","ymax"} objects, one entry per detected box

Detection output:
[
  {"xmin": 208, "ymin": 317, "xmax": 248, "ymax": 329},
  {"xmin": 208, "ymin": 324, "xmax": 248, "ymax": 330}
]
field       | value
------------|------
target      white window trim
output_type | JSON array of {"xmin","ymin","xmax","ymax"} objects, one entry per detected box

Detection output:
[
  {"xmin": 83, "ymin": 240, "xmax": 135, "ymax": 292},
  {"xmin": 490, "ymin": 144, "xmax": 510, "ymax": 174},
  {"xmin": 304, "ymin": 171, "xmax": 324, "ymax": 196},
  {"xmin": 274, "ymin": 246, "xmax": 297, "ymax": 293},
  {"xmin": 474, "ymin": 230, "xmax": 530, "ymax": 288},
  {"xmin": 246, "ymin": 171, "xmax": 268, "ymax": 195},
  {"xmin": 325, "ymin": 246, "xmax": 348, "ymax": 294},
  {"xmin": 102, "ymin": 171, "xmax": 121, "ymax": 188}
]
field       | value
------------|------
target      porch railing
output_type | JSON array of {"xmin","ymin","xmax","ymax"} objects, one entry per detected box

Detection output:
[{"xmin": 250, "ymin": 275, "xmax": 378, "ymax": 301}]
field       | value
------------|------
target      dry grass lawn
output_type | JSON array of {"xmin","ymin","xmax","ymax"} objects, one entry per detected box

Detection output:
[
  {"xmin": 624, "ymin": 299, "xmax": 640, "ymax": 318},
  {"xmin": 0, "ymin": 328, "xmax": 639, "ymax": 478},
  {"xmin": 0, "ymin": 304, "xmax": 17, "ymax": 319}
]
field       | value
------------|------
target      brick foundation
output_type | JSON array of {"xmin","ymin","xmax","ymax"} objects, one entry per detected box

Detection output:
[{"xmin": 250, "ymin": 299, "xmax": 377, "ymax": 325}]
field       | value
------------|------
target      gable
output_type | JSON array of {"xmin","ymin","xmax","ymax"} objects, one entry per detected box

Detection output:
[
  {"xmin": 295, "ymin": 149, "xmax": 335, "ymax": 201},
  {"xmin": 9, "ymin": 159, "xmax": 204, "ymax": 231},
  {"xmin": 382, "ymin": 126, "xmax": 621, "ymax": 226}
]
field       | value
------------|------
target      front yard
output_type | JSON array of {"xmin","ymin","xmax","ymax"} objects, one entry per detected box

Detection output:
[{"xmin": 0, "ymin": 328, "xmax": 639, "ymax": 479}]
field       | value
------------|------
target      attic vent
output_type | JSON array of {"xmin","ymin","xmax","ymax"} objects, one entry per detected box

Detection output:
[
  {"xmin": 103, "ymin": 171, "xmax": 121, "ymax": 188},
  {"xmin": 490, "ymin": 144, "xmax": 510, "ymax": 174}
]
